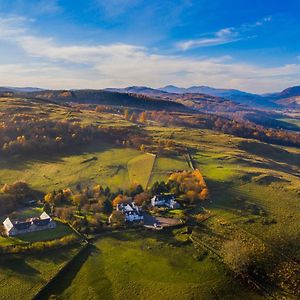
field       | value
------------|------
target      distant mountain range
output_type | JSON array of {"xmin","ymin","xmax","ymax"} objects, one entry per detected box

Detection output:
[
  {"xmin": 106, "ymin": 85, "xmax": 300, "ymax": 109},
  {"xmin": 0, "ymin": 86, "xmax": 44, "ymax": 93},
  {"xmin": 1, "ymin": 84, "xmax": 300, "ymax": 110}
]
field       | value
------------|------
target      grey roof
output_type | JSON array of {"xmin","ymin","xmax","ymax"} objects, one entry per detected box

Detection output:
[
  {"xmin": 33, "ymin": 218, "xmax": 51, "ymax": 226},
  {"xmin": 13, "ymin": 221, "xmax": 32, "ymax": 230},
  {"xmin": 155, "ymin": 194, "xmax": 175, "ymax": 201}
]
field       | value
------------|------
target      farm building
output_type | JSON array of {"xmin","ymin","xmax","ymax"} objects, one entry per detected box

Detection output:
[
  {"xmin": 3, "ymin": 212, "xmax": 56, "ymax": 237},
  {"xmin": 116, "ymin": 202, "xmax": 144, "ymax": 222},
  {"xmin": 151, "ymin": 194, "xmax": 180, "ymax": 209}
]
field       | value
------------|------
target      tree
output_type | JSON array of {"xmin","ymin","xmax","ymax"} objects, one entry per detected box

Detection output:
[
  {"xmin": 43, "ymin": 202, "xmax": 51, "ymax": 215},
  {"xmin": 139, "ymin": 112, "xmax": 147, "ymax": 123},
  {"xmin": 186, "ymin": 190, "xmax": 198, "ymax": 203},
  {"xmin": 134, "ymin": 192, "xmax": 149, "ymax": 206},
  {"xmin": 150, "ymin": 181, "xmax": 168, "ymax": 196},
  {"xmin": 112, "ymin": 194, "xmax": 130, "ymax": 207},
  {"xmin": 129, "ymin": 183, "xmax": 144, "ymax": 197},
  {"xmin": 109, "ymin": 211, "xmax": 125, "ymax": 226},
  {"xmin": 124, "ymin": 109, "xmax": 129, "ymax": 120},
  {"xmin": 44, "ymin": 192, "xmax": 55, "ymax": 204},
  {"xmin": 72, "ymin": 194, "xmax": 88, "ymax": 209},
  {"xmin": 199, "ymin": 188, "xmax": 209, "ymax": 201},
  {"xmin": 130, "ymin": 112, "xmax": 137, "ymax": 123}
]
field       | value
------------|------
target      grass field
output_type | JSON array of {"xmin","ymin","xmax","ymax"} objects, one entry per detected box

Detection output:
[
  {"xmin": 45, "ymin": 231, "xmax": 263, "ymax": 300},
  {"xmin": 1, "ymin": 98, "xmax": 299, "ymax": 298},
  {"xmin": 0, "ymin": 142, "xmax": 142, "ymax": 192},
  {"xmin": 0, "ymin": 245, "xmax": 81, "ymax": 300},
  {"xmin": 149, "ymin": 155, "xmax": 191, "ymax": 185},
  {"xmin": 127, "ymin": 153, "xmax": 156, "ymax": 188}
]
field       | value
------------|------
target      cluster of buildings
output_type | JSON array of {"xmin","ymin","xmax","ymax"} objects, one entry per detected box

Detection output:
[
  {"xmin": 1, "ymin": 194, "xmax": 180, "ymax": 237},
  {"xmin": 110, "ymin": 194, "xmax": 180, "ymax": 223},
  {"xmin": 3, "ymin": 212, "xmax": 56, "ymax": 237}
]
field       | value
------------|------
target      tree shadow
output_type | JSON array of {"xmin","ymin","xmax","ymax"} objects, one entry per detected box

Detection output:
[
  {"xmin": 37, "ymin": 244, "xmax": 113, "ymax": 300},
  {"xmin": 0, "ymin": 256, "xmax": 40, "ymax": 276},
  {"xmin": 238, "ymin": 141, "xmax": 300, "ymax": 167},
  {"xmin": 0, "ymin": 142, "xmax": 113, "ymax": 171}
]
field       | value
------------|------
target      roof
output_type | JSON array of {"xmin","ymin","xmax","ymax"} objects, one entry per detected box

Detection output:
[
  {"xmin": 3, "ymin": 211, "xmax": 54, "ymax": 232},
  {"xmin": 154, "ymin": 194, "xmax": 175, "ymax": 201},
  {"xmin": 13, "ymin": 221, "xmax": 32, "ymax": 230},
  {"xmin": 33, "ymin": 218, "xmax": 51, "ymax": 226},
  {"xmin": 40, "ymin": 211, "xmax": 51, "ymax": 220}
]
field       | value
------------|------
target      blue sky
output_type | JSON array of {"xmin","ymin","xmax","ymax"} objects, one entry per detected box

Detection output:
[{"xmin": 0, "ymin": 0, "xmax": 299, "ymax": 93}]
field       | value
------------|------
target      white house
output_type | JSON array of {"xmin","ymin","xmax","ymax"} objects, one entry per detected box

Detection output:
[
  {"xmin": 3, "ymin": 212, "xmax": 56, "ymax": 237},
  {"xmin": 151, "ymin": 194, "xmax": 180, "ymax": 209},
  {"xmin": 116, "ymin": 202, "xmax": 144, "ymax": 222}
]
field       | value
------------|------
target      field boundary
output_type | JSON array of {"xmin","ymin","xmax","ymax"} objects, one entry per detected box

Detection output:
[
  {"xmin": 190, "ymin": 234, "xmax": 276, "ymax": 299},
  {"xmin": 146, "ymin": 153, "xmax": 157, "ymax": 189},
  {"xmin": 32, "ymin": 242, "xmax": 90, "ymax": 300}
]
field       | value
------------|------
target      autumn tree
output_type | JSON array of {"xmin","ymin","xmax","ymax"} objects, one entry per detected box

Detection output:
[
  {"xmin": 134, "ymin": 192, "xmax": 149, "ymax": 206},
  {"xmin": 109, "ymin": 211, "xmax": 125, "ymax": 226},
  {"xmin": 44, "ymin": 192, "xmax": 55, "ymax": 204},
  {"xmin": 112, "ymin": 194, "xmax": 130, "ymax": 207},
  {"xmin": 124, "ymin": 109, "xmax": 129, "ymax": 120},
  {"xmin": 139, "ymin": 112, "xmax": 147, "ymax": 124},
  {"xmin": 130, "ymin": 112, "xmax": 137, "ymax": 123},
  {"xmin": 72, "ymin": 194, "xmax": 88, "ymax": 208}
]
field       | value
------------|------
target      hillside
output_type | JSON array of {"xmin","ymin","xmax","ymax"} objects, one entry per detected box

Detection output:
[
  {"xmin": 160, "ymin": 85, "xmax": 276, "ymax": 108},
  {"xmin": 0, "ymin": 89, "xmax": 188, "ymax": 111},
  {"xmin": 0, "ymin": 96, "xmax": 299, "ymax": 299}
]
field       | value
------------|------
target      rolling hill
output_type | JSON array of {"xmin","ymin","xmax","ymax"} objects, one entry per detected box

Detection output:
[{"xmin": 0, "ymin": 89, "xmax": 188, "ymax": 111}]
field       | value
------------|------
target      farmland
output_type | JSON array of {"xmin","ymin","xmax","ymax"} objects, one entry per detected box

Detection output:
[
  {"xmin": 0, "ymin": 245, "xmax": 81, "ymax": 300},
  {"xmin": 0, "ymin": 97, "xmax": 299, "ymax": 299},
  {"xmin": 42, "ymin": 231, "xmax": 263, "ymax": 300}
]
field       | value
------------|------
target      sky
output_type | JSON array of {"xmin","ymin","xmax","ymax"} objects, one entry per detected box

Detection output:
[{"xmin": 0, "ymin": 0, "xmax": 300, "ymax": 93}]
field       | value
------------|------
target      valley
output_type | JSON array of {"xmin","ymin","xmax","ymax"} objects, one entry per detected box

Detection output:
[{"xmin": 0, "ymin": 94, "xmax": 299, "ymax": 299}]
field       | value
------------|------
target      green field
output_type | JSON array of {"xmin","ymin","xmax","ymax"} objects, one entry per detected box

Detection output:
[
  {"xmin": 0, "ymin": 98, "xmax": 299, "ymax": 298},
  {"xmin": 0, "ymin": 245, "xmax": 81, "ymax": 300},
  {"xmin": 0, "ymin": 143, "xmax": 142, "ymax": 192},
  {"xmin": 149, "ymin": 155, "xmax": 191, "ymax": 185},
  {"xmin": 44, "ymin": 231, "xmax": 263, "ymax": 300},
  {"xmin": 127, "ymin": 153, "xmax": 156, "ymax": 188}
]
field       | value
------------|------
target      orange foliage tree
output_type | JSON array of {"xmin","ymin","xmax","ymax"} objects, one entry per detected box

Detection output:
[{"xmin": 168, "ymin": 169, "xmax": 208, "ymax": 202}]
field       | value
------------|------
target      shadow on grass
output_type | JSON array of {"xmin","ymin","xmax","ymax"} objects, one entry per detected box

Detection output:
[
  {"xmin": 238, "ymin": 141, "xmax": 300, "ymax": 167},
  {"xmin": 0, "ymin": 141, "xmax": 113, "ymax": 171},
  {"xmin": 36, "ymin": 244, "xmax": 112, "ymax": 300},
  {"xmin": 0, "ymin": 257, "xmax": 40, "ymax": 276}
]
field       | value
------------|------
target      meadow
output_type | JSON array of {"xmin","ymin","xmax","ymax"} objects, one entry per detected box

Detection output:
[
  {"xmin": 0, "ymin": 245, "xmax": 81, "ymax": 300},
  {"xmin": 0, "ymin": 98, "xmax": 299, "ymax": 298},
  {"xmin": 43, "ymin": 231, "xmax": 263, "ymax": 300}
]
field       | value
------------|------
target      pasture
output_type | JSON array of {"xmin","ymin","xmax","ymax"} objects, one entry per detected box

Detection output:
[
  {"xmin": 0, "ymin": 245, "xmax": 81, "ymax": 300},
  {"xmin": 127, "ymin": 153, "xmax": 156, "ymax": 188},
  {"xmin": 44, "ymin": 231, "xmax": 263, "ymax": 300},
  {"xmin": 0, "ymin": 143, "xmax": 142, "ymax": 192}
]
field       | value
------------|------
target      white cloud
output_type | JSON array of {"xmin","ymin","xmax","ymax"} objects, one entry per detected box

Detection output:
[
  {"xmin": 177, "ymin": 28, "xmax": 240, "ymax": 50},
  {"xmin": 177, "ymin": 16, "xmax": 272, "ymax": 51},
  {"xmin": 0, "ymin": 15, "xmax": 299, "ymax": 93}
]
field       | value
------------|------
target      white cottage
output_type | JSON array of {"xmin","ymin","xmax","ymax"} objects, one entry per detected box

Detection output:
[
  {"xmin": 116, "ymin": 202, "xmax": 144, "ymax": 222},
  {"xmin": 151, "ymin": 194, "xmax": 180, "ymax": 209},
  {"xmin": 3, "ymin": 212, "xmax": 56, "ymax": 237}
]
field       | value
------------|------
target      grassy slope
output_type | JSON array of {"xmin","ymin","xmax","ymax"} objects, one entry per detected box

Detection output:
[
  {"xmin": 127, "ymin": 153, "xmax": 156, "ymax": 188},
  {"xmin": 0, "ymin": 143, "xmax": 141, "ymax": 192},
  {"xmin": 179, "ymin": 128, "xmax": 300, "ymax": 258},
  {"xmin": 54, "ymin": 231, "xmax": 263, "ymax": 300},
  {"xmin": 0, "ymin": 246, "xmax": 81, "ymax": 300},
  {"xmin": 1, "ymin": 98, "xmax": 299, "ymax": 298}
]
